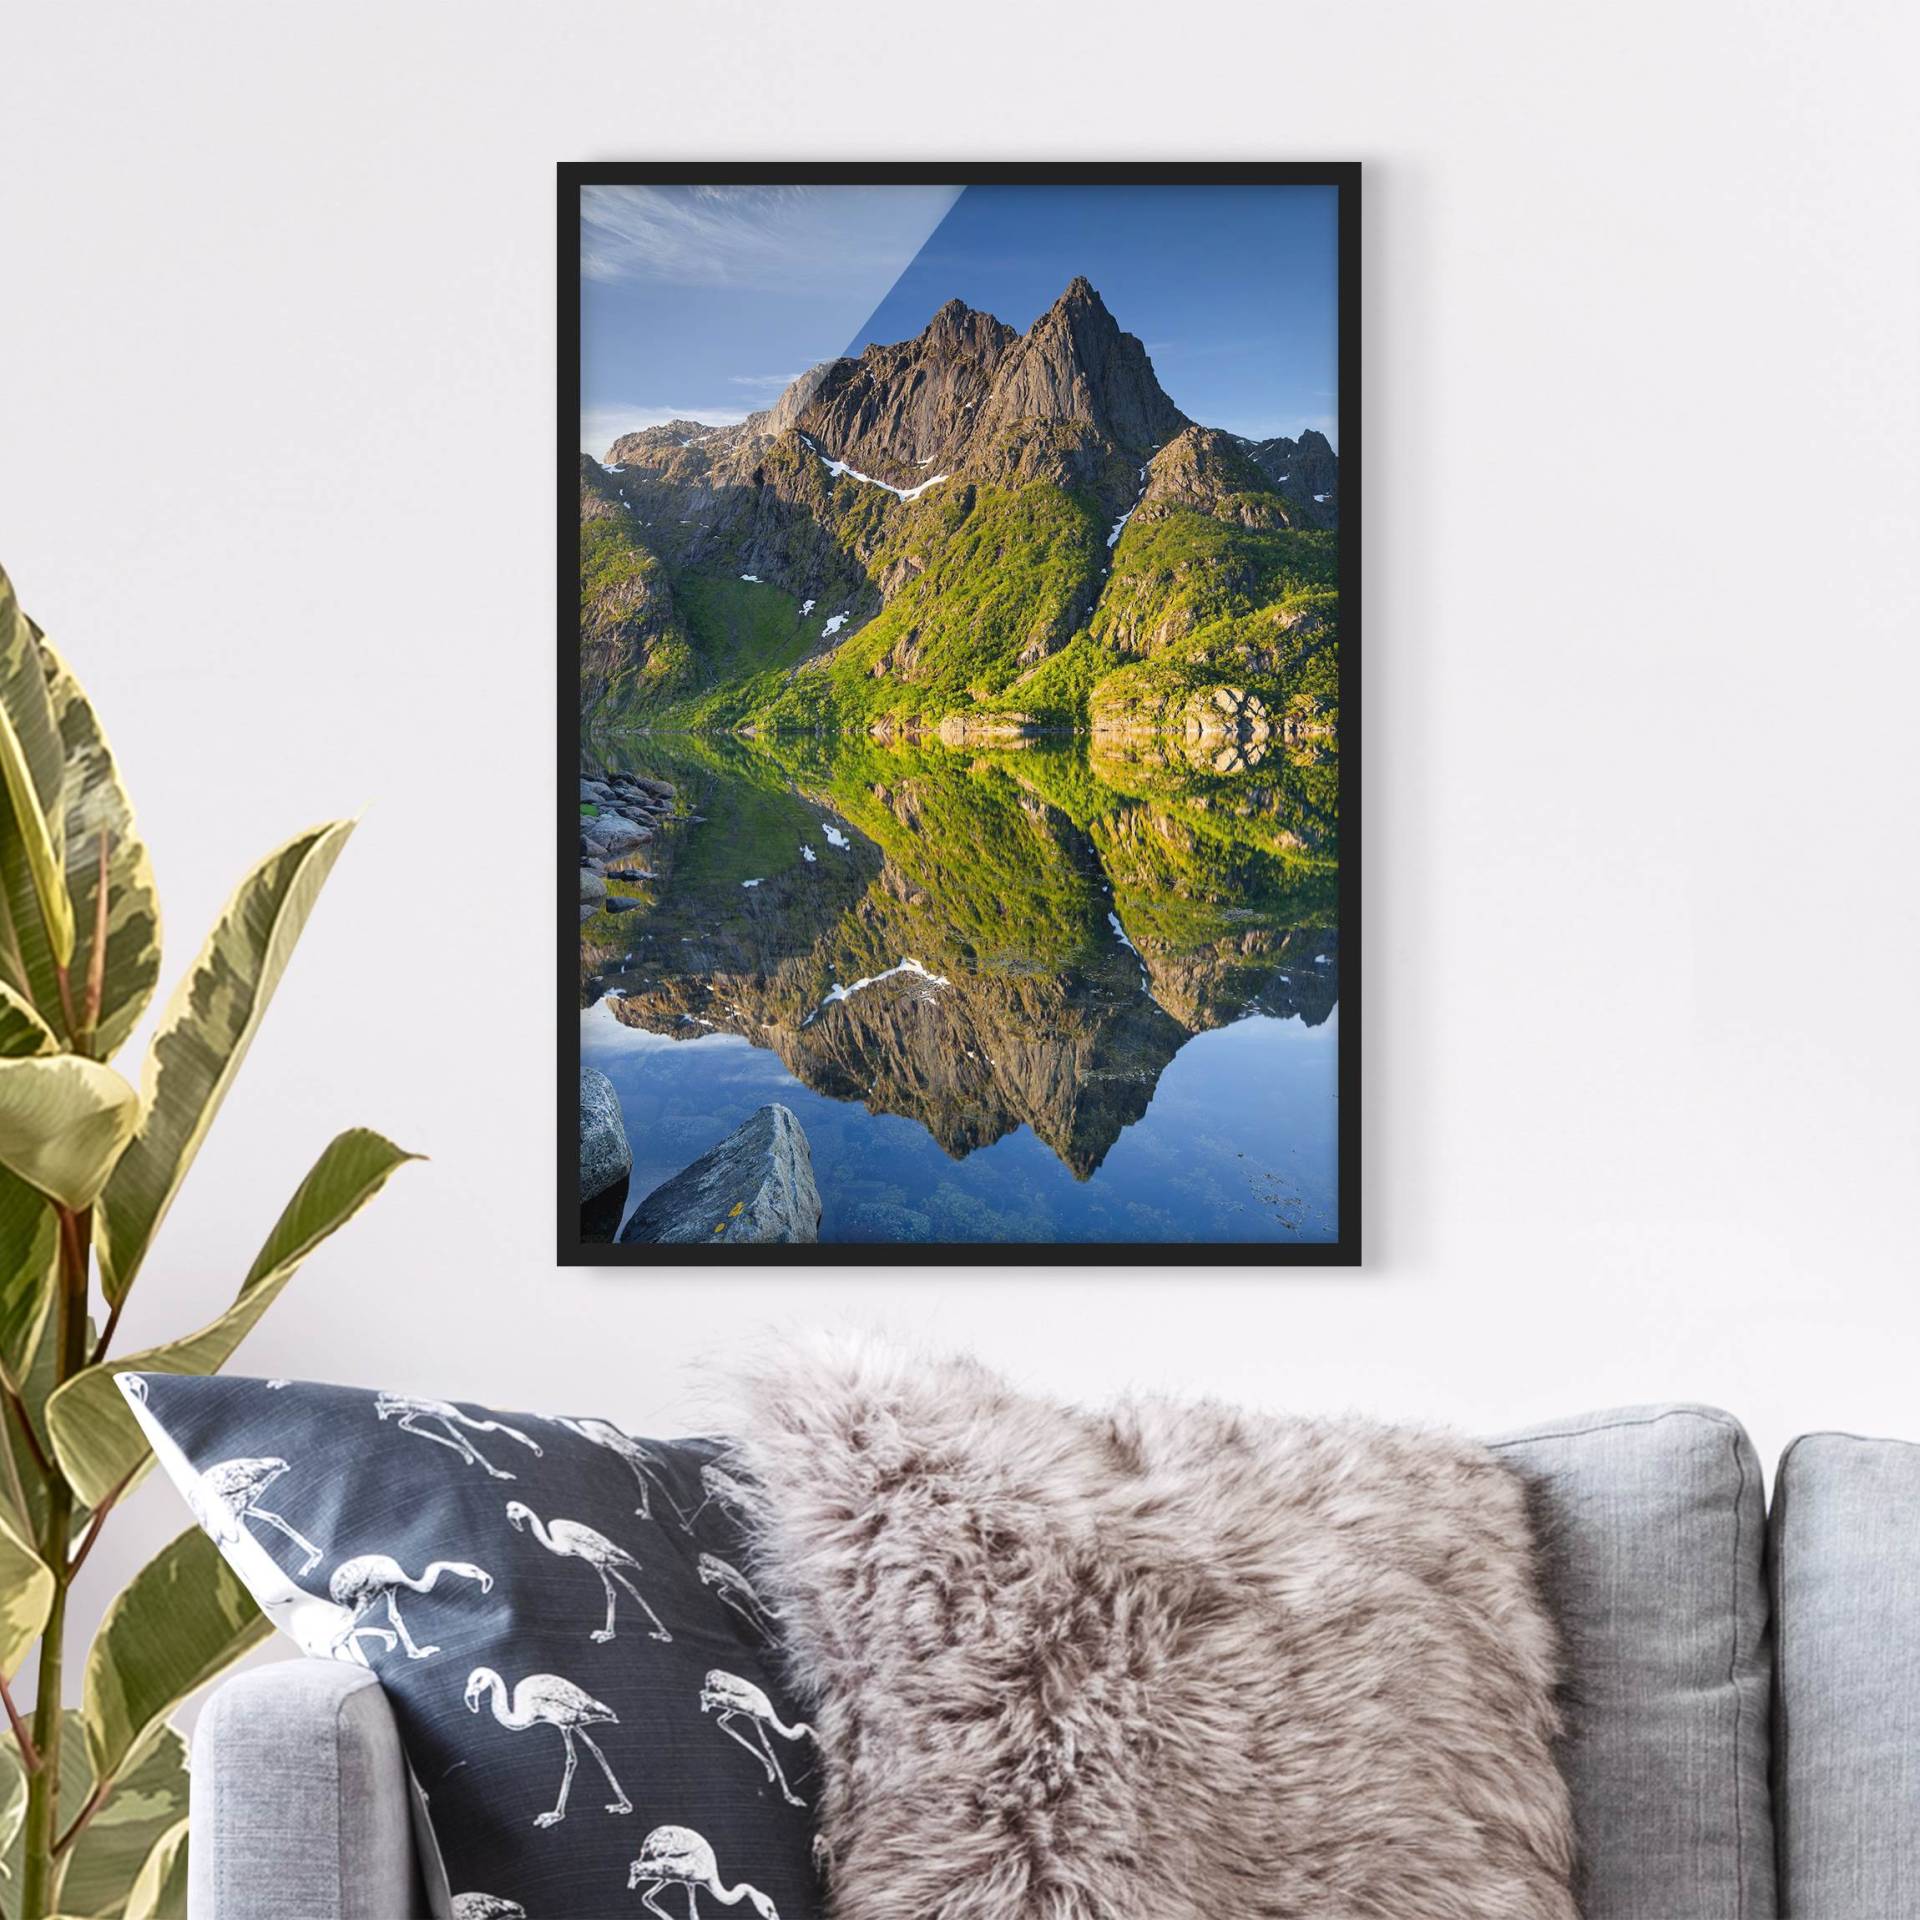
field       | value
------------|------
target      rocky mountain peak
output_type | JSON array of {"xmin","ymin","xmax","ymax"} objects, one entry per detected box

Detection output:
[
  {"xmin": 1243, "ymin": 428, "xmax": 1339, "ymax": 528},
  {"xmin": 978, "ymin": 277, "xmax": 1189, "ymax": 457}
]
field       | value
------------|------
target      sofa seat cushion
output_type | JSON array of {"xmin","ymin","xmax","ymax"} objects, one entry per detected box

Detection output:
[
  {"xmin": 1491, "ymin": 1405, "xmax": 1776, "ymax": 1919},
  {"xmin": 1771, "ymin": 1430, "xmax": 1920, "ymax": 1918}
]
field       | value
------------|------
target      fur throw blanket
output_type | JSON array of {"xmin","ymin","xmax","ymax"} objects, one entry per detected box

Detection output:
[{"xmin": 731, "ymin": 1338, "xmax": 1577, "ymax": 1920}]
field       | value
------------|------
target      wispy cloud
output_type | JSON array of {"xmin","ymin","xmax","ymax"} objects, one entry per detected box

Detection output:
[
  {"xmin": 579, "ymin": 403, "xmax": 749, "ymax": 457},
  {"xmin": 580, "ymin": 184, "xmax": 961, "ymax": 291},
  {"xmin": 727, "ymin": 372, "xmax": 801, "ymax": 390}
]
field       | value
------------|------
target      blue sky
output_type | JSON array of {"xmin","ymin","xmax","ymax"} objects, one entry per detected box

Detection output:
[{"xmin": 580, "ymin": 182, "xmax": 1338, "ymax": 454}]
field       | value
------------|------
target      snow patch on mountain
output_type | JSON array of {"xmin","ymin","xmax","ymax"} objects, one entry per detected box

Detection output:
[
  {"xmin": 800, "ymin": 434, "xmax": 950, "ymax": 503},
  {"xmin": 819, "ymin": 957, "xmax": 950, "ymax": 1006}
]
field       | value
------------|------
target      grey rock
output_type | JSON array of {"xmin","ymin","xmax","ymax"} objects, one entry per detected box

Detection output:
[
  {"xmin": 619, "ymin": 1103, "xmax": 820, "ymax": 1245},
  {"xmin": 580, "ymin": 867, "xmax": 607, "ymax": 905},
  {"xmin": 594, "ymin": 814, "xmax": 655, "ymax": 854},
  {"xmin": 580, "ymin": 1066, "xmax": 633, "ymax": 1203}
]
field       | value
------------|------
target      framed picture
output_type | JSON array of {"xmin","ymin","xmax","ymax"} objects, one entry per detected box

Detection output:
[{"xmin": 562, "ymin": 163, "xmax": 1359, "ymax": 1264}]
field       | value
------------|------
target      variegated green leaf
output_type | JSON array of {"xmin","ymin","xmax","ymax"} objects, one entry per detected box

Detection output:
[
  {"xmin": 83, "ymin": 1527, "xmax": 269, "ymax": 1788},
  {"xmin": 49, "ymin": 1128, "xmax": 419, "ymax": 1506},
  {"xmin": 0, "ymin": 571, "xmax": 71, "ymax": 989},
  {"xmin": 0, "ymin": 1739, "xmax": 23, "ymax": 1878},
  {"xmin": 0, "ymin": 1710, "xmax": 89, "ymax": 1893},
  {"xmin": 38, "ymin": 643, "xmax": 163, "ymax": 1065},
  {"xmin": 0, "ymin": 1055, "xmax": 139, "ymax": 1210},
  {"xmin": 0, "ymin": 571, "xmax": 63, "ymax": 830},
  {"xmin": 3, "ymin": 1298, "xmax": 94, "ymax": 1545},
  {"xmin": 0, "ymin": 1163, "xmax": 57, "ymax": 1391},
  {"xmin": 0, "ymin": 1500, "xmax": 51, "ymax": 1681},
  {"xmin": 98, "ymin": 821, "xmax": 354, "ymax": 1305},
  {"xmin": 0, "ymin": 707, "xmax": 73, "ymax": 973},
  {"xmin": 121, "ymin": 1819, "xmax": 188, "ymax": 1920},
  {"xmin": 0, "ymin": 568, "xmax": 73, "ymax": 1067},
  {"xmin": 59, "ymin": 1724, "xmax": 188, "ymax": 1920},
  {"xmin": 0, "ymin": 981, "xmax": 57, "ymax": 1059}
]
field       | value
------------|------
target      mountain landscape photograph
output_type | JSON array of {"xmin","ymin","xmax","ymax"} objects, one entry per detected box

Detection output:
[{"xmin": 568, "ymin": 172, "xmax": 1354, "ymax": 1257}]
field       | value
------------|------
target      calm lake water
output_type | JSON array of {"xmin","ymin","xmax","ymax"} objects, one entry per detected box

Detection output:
[{"xmin": 581, "ymin": 732, "xmax": 1339, "ymax": 1245}]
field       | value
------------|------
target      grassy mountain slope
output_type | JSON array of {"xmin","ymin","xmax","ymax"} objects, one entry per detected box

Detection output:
[{"xmin": 579, "ymin": 464, "xmax": 697, "ymax": 721}]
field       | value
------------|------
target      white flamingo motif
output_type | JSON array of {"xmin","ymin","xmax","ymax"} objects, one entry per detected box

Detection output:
[
  {"xmin": 700, "ymin": 1670, "xmax": 813, "ymax": 1807},
  {"xmin": 553, "ymin": 1417, "xmax": 686, "ymax": 1521},
  {"xmin": 376, "ymin": 1394, "xmax": 543, "ymax": 1480},
  {"xmin": 465, "ymin": 1668, "xmax": 631, "ymax": 1828},
  {"xmin": 327, "ymin": 1555, "xmax": 493, "ymax": 1661},
  {"xmin": 696, "ymin": 1554, "xmax": 777, "ymax": 1638},
  {"xmin": 628, "ymin": 1826, "xmax": 779, "ymax": 1920},
  {"xmin": 189, "ymin": 1459, "xmax": 323, "ymax": 1575},
  {"xmin": 451, "ymin": 1898, "xmax": 525, "ymax": 1920},
  {"xmin": 505, "ymin": 1502, "xmax": 671, "ymax": 1644},
  {"xmin": 681, "ymin": 1464, "xmax": 755, "ymax": 1534}
]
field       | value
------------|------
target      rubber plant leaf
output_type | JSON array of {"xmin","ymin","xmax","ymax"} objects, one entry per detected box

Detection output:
[
  {"xmin": 0, "ymin": 1054, "xmax": 139, "ymax": 1211},
  {"xmin": 82, "ymin": 1526, "xmax": 269, "ymax": 1789},
  {"xmin": 39, "ymin": 640, "xmax": 164, "ymax": 1062},
  {"xmin": 0, "ymin": 568, "xmax": 72, "ymax": 969},
  {"xmin": 122, "ymin": 1818, "xmax": 190, "ymax": 1920},
  {"xmin": 97, "ymin": 820, "xmax": 354, "ymax": 1305},
  {"xmin": 52, "ymin": 1722, "xmax": 188, "ymax": 1920},
  {"xmin": 0, "ymin": 1501, "xmax": 53, "ymax": 1682}
]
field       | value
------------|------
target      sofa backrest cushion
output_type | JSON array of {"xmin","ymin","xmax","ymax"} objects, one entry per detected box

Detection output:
[
  {"xmin": 1492, "ymin": 1405, "xmax": 1776, "ymax": 1919},
  {"xmin": 1770, "ymin": 1430, "xmax": 1920, "ymax": 1917}
]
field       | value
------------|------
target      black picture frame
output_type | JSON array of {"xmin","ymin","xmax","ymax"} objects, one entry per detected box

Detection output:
[{"xmin": 559, "ymin": 161, "xmax": 1360, "ymax": 1266}]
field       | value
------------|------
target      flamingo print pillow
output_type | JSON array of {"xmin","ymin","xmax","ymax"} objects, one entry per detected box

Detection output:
[{"xmin": 121, "ymin": 1372, "xmax": 821, "ymax": 1920}]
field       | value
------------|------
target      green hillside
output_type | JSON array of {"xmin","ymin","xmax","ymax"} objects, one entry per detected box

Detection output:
[{"xmin": 589, "ymin": 480, "xmax": 1338, "ymax": 740}]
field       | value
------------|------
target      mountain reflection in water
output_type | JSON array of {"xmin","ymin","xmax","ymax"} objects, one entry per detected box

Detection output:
[{"xmin": 581, "ymin": 731, "xmax": 1339, "ymax": 1245}]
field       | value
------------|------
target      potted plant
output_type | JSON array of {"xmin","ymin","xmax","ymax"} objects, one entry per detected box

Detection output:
[{"xmin": 0, "ymin": 564, "xmax": 417, "ymax": 1919}]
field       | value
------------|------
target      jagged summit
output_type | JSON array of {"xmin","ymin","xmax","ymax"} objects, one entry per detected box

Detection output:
[
  {"xmin": 606, "ymin": 280, "xmax": 1193, "ymax": 498},
  {"xmin": 732, "ymin": 277, "xmax": 1187, "ymax": 498},
  {"xmin": 976, "ymin": 275, "xmax": 1188, "ymax": 458}
]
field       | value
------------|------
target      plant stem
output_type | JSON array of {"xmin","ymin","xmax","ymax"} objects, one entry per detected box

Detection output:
[
  {"xmin": 66, "ymin": 1468, "xmax": 133, "ymax": 1578},
  {"xmin": 86, "ymin": 1294, "xmax": 123, "ymax": 1371},
  {"xmin": 17, "ymin": 1206, "xmax": 89, "ymax": 1920},
  {"xmin": 51, "ymin": 963, "xmax": 77, "ymax": 1054},
  {"xmin": 18, "ymin": 1484, "xmax": 70, "ymax": 1920},
  {"xmin": 52, "ymin": 1777, "xmax": 104, "ymax": 1857},
  {"xmin": 0, "ymin": 1671, "xmax": 38, "ymax": 1772}
]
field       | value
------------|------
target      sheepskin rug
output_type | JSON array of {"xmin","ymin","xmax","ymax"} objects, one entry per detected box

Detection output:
[{"xmin": 730, "ymin": 1338, "xmax": 1577, "ymax": 1920}]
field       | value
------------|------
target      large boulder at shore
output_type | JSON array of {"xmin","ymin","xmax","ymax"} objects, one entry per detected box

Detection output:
[
  {"xmin": 594, "ymin": 814, "xmax": 655, "ymax": 856},
  {"xmin": 580, "ymin": 1065, "xmax": 632, "ymax": 1204},
  {"xmin": 619, "ymin": 1104, "xmax": 820, "ymax": 1245}
]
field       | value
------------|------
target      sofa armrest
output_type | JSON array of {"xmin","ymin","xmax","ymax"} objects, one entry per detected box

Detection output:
[
  {"xmin": 1771, "ymin": 1432, "xmax": 1920, "ymax": 1918},
  {"xmin": 191, "ymin": 1658, "xmax": 426, "ymax": 1920}
]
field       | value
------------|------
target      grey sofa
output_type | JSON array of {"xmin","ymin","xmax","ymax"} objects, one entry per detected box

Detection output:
[{"xmin": 188, "ymin": 1406, "xmax": 1916, "ymax": 1919}]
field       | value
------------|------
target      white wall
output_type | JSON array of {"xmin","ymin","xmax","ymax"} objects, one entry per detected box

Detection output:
[{"xmin": 4, "ymin": 0, "xmax": 1917, "ymax": 1682}]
